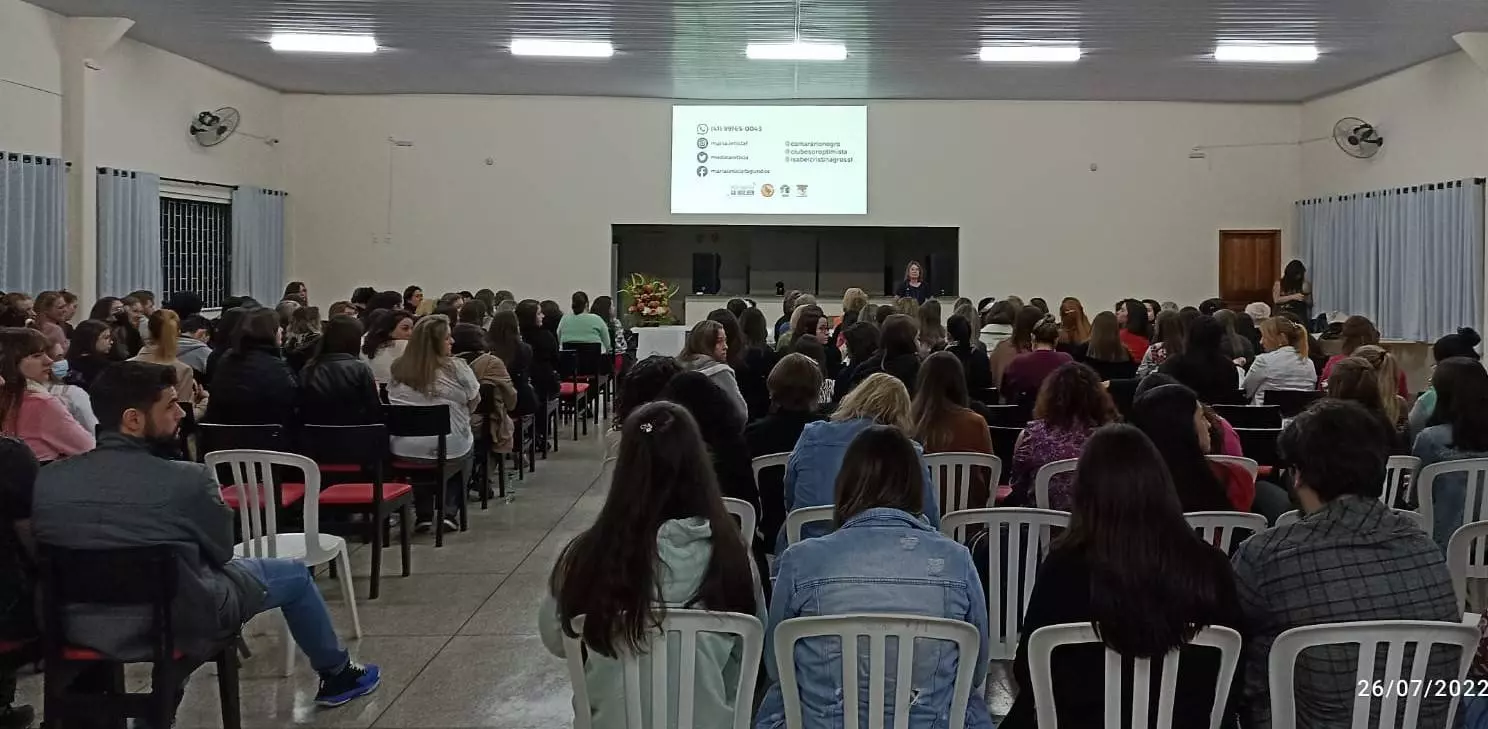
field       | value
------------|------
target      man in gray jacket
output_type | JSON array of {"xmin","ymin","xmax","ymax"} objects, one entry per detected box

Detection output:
[{"xmin": 32, "ymin": 362, "xmax": 381, "ymax": 711}]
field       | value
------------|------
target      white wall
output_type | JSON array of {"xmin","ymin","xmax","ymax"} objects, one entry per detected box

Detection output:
[
  {"xmin": 0, "ymin": 0, "xmax": 61, "ymax": 154},
  {"xmin": 282, "ymin": 95, "xmax": 1299, "ymax": 310}
]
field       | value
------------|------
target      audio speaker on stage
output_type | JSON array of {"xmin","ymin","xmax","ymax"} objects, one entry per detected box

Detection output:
[{"xmin": 692, "ymin": 252, "xmax": 722, "ymax": 294}]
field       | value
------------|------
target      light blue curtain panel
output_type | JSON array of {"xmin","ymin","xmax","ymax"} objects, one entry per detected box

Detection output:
[
  {"xmin": 231, "ymin": 186, "xmax": 287, "ymax": 305},
  {"xmin": 1296, "ymin": 179, "xmax": 1484, "ymax": 342},
  {"xmin": 96, "ymin": 167, "xmax": 162, "ymax": 297},
  {"xmin": 0, "ymin": 152, "xmax": 67, "ymax": 294}
]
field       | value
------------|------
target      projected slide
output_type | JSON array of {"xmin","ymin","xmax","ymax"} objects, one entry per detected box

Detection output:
[{"xmin": 671, "ymin": 106, "xmax": 867, "ymax": 215}]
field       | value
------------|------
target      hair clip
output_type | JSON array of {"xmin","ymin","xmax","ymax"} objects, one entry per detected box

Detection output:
[{"xmin": 639, "ymin": 422, "xmax": 654, "ymax": 434}]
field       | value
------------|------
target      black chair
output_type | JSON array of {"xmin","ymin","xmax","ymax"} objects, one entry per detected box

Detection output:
[
  {"xmin": 988, "ymin": 426, "xmax": 1023, "ymax": 473},
  {"xmin": 542, "ymin": 395, "xmax": 561, "ymax": 456},
  {"xmin": 1106, "ymin": 378, "xmax": 1141, "ymax": 418},
  {"xmin": 1211, "ymin": 404, "xmax": 1284, "ymax": 429},
  {"xmin": 1234, "ymin": 427, "xmax": 1285, "ymax": 470},
  {"xmin": 981, "ymin": 404, "xmax": 1027, "ymax": 429},
  {"xmin": 970, "ymin": 387, "xmax": 1000, "ymax": 407},
  {"xmin": 468, "ymin": 432, "xmax": 506, "ymax": 507},
  {"xmin": 555, "ymin": 350, "xmax": 592, "ymax": 440},
  {"xmin": 385, "ymin": 404, "xmax": 462, "ymax": 546},
  {"xmin": 514, "ymin": 414, "xmax": 536, "ymax": 478},
  {"xmin": 563, "ymin": 342, "xmax": 610, "ymax": 423},
  {"xmin": 1262, "ymin": 389, "xmax": 1324, "ymax": 418},
  {"xmin": 301, "ymin": 424, "xmax": 415, "ymax": 600},
  {"xmin": 40, "ymin": 544, "xmax": 241, "ymax": 729}
]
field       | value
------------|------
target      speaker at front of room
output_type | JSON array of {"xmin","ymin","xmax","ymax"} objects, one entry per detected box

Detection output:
[{"xmin": 692, "ymin": 252, "xmax": 722, "ymax": 294}]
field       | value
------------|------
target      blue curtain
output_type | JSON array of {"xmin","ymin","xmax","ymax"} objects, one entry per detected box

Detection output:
[
  {"xmin": 96, "ymin": 167, "xmax": 162, "ymax": 297},
  {"xmin": 1296, "ymin": 179, "xmax": 1484, "ymax": 342},
  {"xmin": 0, "ymin": 152, "xmax": 67, "ymax": 293},
  {"xmin": 231, "ymin": 187, "xmax": 287, "ymax": 305}
]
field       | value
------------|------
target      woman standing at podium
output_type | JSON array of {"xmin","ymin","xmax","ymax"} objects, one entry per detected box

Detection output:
[{"xmin": 896, "ymin": 260, "xmax": 931, "ymax": 305}]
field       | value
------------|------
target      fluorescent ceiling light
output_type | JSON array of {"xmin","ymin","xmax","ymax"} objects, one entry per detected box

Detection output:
[
  {"xmin": 269, "ymin": 33, "xmax": 378, "ymax": 54},
  {"xmin": 510, "ymin": 38, "xmax": 615, "ymax": 58},
  {"xmin": 1213, "ymin": 43, "xmax": 1319, "ymax": 63},
  {"xmin": 978, "ymin": 45, "xmax": 1082, "ymax": 63},
  {"xmin": 746, "ymin": 41, "xmax": 848, "ymax": 61}
]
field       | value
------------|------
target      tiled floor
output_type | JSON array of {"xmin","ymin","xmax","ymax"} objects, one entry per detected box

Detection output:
[{"xmin": 17, "ymin": 424, "xmax": 1016, "ymax": 728}]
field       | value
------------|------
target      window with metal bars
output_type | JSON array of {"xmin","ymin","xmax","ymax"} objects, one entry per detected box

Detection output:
[{"xmin": 160, "ymin": 197, "xmax": 231, "ymax": 309}]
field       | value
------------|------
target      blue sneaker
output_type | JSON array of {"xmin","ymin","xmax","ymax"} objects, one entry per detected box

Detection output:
[{"xmin": 315, "ymin": 662, "xmax": 381, "ymax": 708}]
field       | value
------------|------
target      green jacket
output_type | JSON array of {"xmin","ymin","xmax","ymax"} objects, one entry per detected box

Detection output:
[{"xmin": 557, "ymin": 312, "xmax": 612, "ymax": 353}]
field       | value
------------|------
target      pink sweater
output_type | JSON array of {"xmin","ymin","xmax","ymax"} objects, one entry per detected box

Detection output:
[{"xmin": 7, "ymin": 391, "xmax": 94, "ymax": 462}]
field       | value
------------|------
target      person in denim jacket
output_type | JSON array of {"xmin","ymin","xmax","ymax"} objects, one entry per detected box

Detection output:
[
  {"xmin": 1412, "ymin": 357, "xmax": 1488, "ymax": 548},
  {"xmin": 757, "ymin": 425, "xmax": 993, "ymax": 729},
  {"xmin": 778, "ymin": 373, "xmax": 939, "ymax": 553}
]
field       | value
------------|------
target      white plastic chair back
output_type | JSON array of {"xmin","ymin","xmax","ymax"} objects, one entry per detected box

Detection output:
[
  {"xmin": 1383, "ymin": 455, "xmax": 1422, "ymax": 508},
  {"xmin": 562, "ymin": 610, "xmax": 764, "ymax": 729},
  {"xmin": 1419, "ymin": 458, "xmax": 1488, "ymax": 536},
  {"xmin": 1267, "ymin": 620, "xmax": 1479, "ymax": 729},
  {"xmin": 1027, "ymin": 623, "xmax": 1242, "ymax": 729},
  {"xmin": 942, "ymin": 507, "xmax": 1070, "ymax": 663},
  {"xmin": 722, "ymin": 498, "xmax": 767, "ymax": 616},
  {"xmin": 751, "ymin": 452, "xmax": 790, "ymax": 491},
  {"xmin": 1206, "ymin": 455, "xmax": 1259, "ymax": 483},
  {"xmin": 773, "ymin": 613, "xmax": 981, "ymax": 729},
  {"xmin": 785, "ymin": 506, "xmax": 836, "ymax": 545},
  {"xmin": 1033, "ymin": 459, "xmax": 1078, "ymax": 510},
  {"xmin": 1184, "ymin": 511, "xmax": 1268, "ymax": 554},
  {"xmin": 1276, "ymin": 508, "xmax": 1426, "ymax": 532},
  {"xmin": 925, "ymin": 452, "xmax": 1002, "ymax": 520},
  {"xmin": 206, "ymin": 450, "xmax": 323, "ymax": 560},
  {"xmin": 1275, "ymin": 510, "xmax": 1300, "ymax": 528},
  {"xmin": 1447, "ymin": 520, "xmax": 1488, "ymax": 613}
]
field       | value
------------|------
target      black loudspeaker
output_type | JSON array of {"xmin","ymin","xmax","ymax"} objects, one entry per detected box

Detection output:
[
  {"xmin": 692, "ymin": 252, "xmax": 722, "ymax": 294},
  {"xmin": 926, "ymin": 253, "xmax": 957, "ymax": 296}
]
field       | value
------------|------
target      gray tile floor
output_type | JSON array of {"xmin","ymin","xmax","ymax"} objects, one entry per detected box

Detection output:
[{"xmin": 17, "ymin": 424, "xmax": 1016, "ymax": 728}]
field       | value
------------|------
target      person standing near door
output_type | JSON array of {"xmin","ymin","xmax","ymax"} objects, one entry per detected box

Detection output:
[{"xmin": 1273, "ymin": 259, "xmax": 1313, "ymax": 325}]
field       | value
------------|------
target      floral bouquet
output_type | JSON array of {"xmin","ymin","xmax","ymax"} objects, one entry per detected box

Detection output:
[{"xmin": 621, "ymin": 273, "xmax": 675, "ymax": 327}]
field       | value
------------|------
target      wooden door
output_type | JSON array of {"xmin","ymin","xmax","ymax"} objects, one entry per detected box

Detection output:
[{"xmin": 1218, "ymin": 230, "xmax": 1280, "ymax": 310}]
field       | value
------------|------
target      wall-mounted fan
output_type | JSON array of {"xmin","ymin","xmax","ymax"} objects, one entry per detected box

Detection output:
[
  {"xmin": 1333, "ymin": 117, "xmax": 1383, "ymax": 159},
  {"xmin": 189, "ymin": 107, "xmax": 240, "ymax": 147}
]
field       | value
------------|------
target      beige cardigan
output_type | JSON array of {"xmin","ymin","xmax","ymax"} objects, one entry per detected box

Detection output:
[{"xmin": 464, "ymin": 352, "xmax": 518, "ymax": 453}]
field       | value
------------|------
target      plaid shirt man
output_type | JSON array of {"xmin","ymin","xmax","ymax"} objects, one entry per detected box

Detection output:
[{"xmin": 1232, "ymin": 495, "xmax": 1459, "ymax": 728}]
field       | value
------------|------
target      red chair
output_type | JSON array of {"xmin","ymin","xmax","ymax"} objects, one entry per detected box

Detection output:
[
  {"xmin": 556, "ymin": 350, "xmax": 591, "ymax": 440},
  {"xmin": 301, "ymin": 424, "xmax": 415, "ymax": 600},
  {"xmin": 197, "ymin": 423, "xmax": 306, "ymax": 511}
]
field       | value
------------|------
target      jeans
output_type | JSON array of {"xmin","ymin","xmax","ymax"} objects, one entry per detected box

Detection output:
[
  {"xmin": 401, "ymin": 454, "xmax": 472, "ymax": 522},
  {"xmin": 1252, "ymin": 479, "xmax": 1294, "ymax": 524},
  {"xmin": 236, "ymin": 558, "xmax": 349, "ymax": 675}
]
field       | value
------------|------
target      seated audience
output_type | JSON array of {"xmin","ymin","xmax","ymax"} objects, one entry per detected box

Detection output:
[
  {"xmin": 327, "ymin": 300, "xmax": 357, "ymax": 319},
  {"xmin": 488, "ymin": 310, "xmax": 539, "ymax": 429},
  {"xmin": 893, "ymin": 296, "xmax": 918, "ymax": 319},
  {"xmin": 0, "ymin": 328, "xmax": 94, "ymax": 461},
  {"xmin": 64, "ymin": 319, "xmax": 118, "ymax": 391},
  {"xmin": 873, "ymin": 303, "xmax": 895, "ymax": 326},
  {"xmin": 131, "ymin": 310, "xmax": 205, "ymax": 412},
  {"xmin": 1233, "ymin": 400, "xmax": 1458, "ymax": 728},
  {"xmin": 540, "ymin": 401, "xmax": 756, "ymax": 729},
  {"xmin": 203, "ymin": 308, "xmax": 298, "ymax": 431},
  {"xmin": 661, "ymin": 371, "xmax": 760, "ymax": 518},
  {"xmin": 608, "ymin": 355, "xmax": 681, "ymax": 458},
  {"xmin": 756, "ymin": 425, "xmax": 992, "ymax": 729},
  {"xmin": 388, "ymin": 315, "xmax": 480, "ymax": 534},
  {"xmin": 1161, "ymin": 315, "xmax": 1245, "ymax": 405},
  {"xmin": 1234, "ymin": 311, "xmax": 1262, "ymax": 363},
  {"xmin": 1413, "ymin": 357, "xmax": 1488, "ymax": 546},
  {"xmin": 350, "ymin": 286, "xmax": 376, "ymax": 314},
  {"xmin": 775, "ymin": 290, "xmax": 802, "ymax": 340},
  {"xmin": 283, "ymin": 281, "xmax": 308, "ymax": 306},
  {"xmin": 1320, "ymin": 315, "xmax": 1407, "ymax": 398},
  {"xmin": 1001, "ymin": 316, "xmax": 1074, "ymax": 406},
  {"xmin": 727, "ymin": 296, "xmax": 749, "ymax": 321},
  {"xmin": 833, "ymin": 320, "xmax": 881, "ymax": 403},
  {"xmin": 945, "ymin": 314, "xmax": 991, "ymax": 394},
  {"xmin": 1117, "ymin": 298, "xmax": 1151, "ymax": 360},
  {"xmin": 780, "ymin": 373, "xmax": 938, "ymax": 549},
  {"xmin": 775, "ymin": 301, "xmax": 821, "ymax": 353},
  {"xmin": 989, "ymin": 306, "xmax": 1041, "ymax": 388},
  {"xmin": 1214, "ymin": 309, "xmax": 1255, "ymax": 368},
  {"xmin": 556, "ymin": 291, "xmax": 612, "ymax": 353},
  {"xmin": 979, "ymin": 300, "xmax": 1017, "ymax": 351},
  {"xmin": 33, "ymin": 362, "xmax": 380, "ymax": 709},
  {"xmin": 32, "ymin": 291, "xmax": 68, "ymax": 349},
  {"xmin": 917, "ymin": 299, "xmax": 948, "ymax": 353},
  {"xmin": 1243, "ymin": 316, "xmax": 1318, "ymax": 405},
  {"xmin": 912, "ymin": 352, "xmax": 994, "ymax": 510},
  {"xmin": 737, "ymin": 308, "xmax": 778, "ymax": 419},
  {"xmin": 540, "ymin": 299, "xmax": 565, "ymax": 342},
  {"xmin": 456, "ymin": 298, "xmax": 490, "ymax": 329},
  {"xmin": 1007, "ymin": 363, "xmax": 1118, "ymax": 510},
  {"xmin": 1136, "ymin": 309, "xmax": 1185, "ymax": 378},
  {"xmin": 676, "ymin": 320, "xmax": 748, "ymax": 420},
  {"xmin": 1326, "ymin": 356, "xmax": 1406, "ymax": 456},
  {"xmin": 746, "ymin": 354, "xmax": 826, "ymax": 552},
  {"xmin": 1130, "ymin": 384, "xmax": 1250, "ymax": 512},
  {"xmin": 1002, "ymin": 425, "xmax": 1241, "ymax": 729},
  {"xmin": 452, "ymin": 322, "xmax": 517, "ymax": 454},
  {"xmin": 835, "ymin": 288, "xmax": 869, "ymax": 347},
  {"xmin": 283, "ymin": 305, "xmax": 323, "ymax": 371},
  {"xmin": 518, "ymin": 299, "xmax": 562, "ymax": 444},
  {"xmin": 1409, "ymin": 327, "xmax": 1481, "ymax": 438},
  {"xmin": 176, "ymin": 314, "xmax": 213, "ymax": 374},
  {"xmin": 1056, "ymin": 296, "xmax": 1091, "ymax": 351},
  {"xmin": 785, "ymin": 336, "xmax": 835, "ymax": 407},
  {"xmin": 0, "ymin": 436, "xmax": 38, "ymax": 727},
  {"xmin": 842, "ymin": 314, "xmax": 921, "ymax": 396},
  {"xmin": 300, "ymin": 315, "xmax": 382, "ymax": 425},
  {"xmin": 1074, "ymin": 311, "xmax": 1137, "ymax": 381},
  {"xmin": 39, "ymin": 338, "xmax": 98, "ymax": 435},
  {"xmin": 590, "ymin": 295, "xmax": 620, "ymax": 352},
  {"xmin": 403, "ymin": 285, "xmax": 423, "ymax": 314},
  {"xmin": 204, "ymin": 306, "xmax": 252, "ymax": 384},
  {"xmin": 362, "ymin": 309, "xmax": 414, "ymax": 385}
]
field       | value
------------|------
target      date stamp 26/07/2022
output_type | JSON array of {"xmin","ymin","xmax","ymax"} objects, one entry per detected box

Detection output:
[{"xmin": 1357, "ymin": 679, "xmax": 1488, "ymax": 698}]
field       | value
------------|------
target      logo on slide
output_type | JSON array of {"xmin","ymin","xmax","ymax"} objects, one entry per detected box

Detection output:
[
  {"xmin": 760, "ymin": 184, "xmax": 775, "ymax": 198},
  {"xmin": 696, "ymin": 166, "xmax": 708, "ymax": 177},
  {"xmin": 696, "ymin": 151, "xmax": 709, "ymax": 164},
  {"xmin": 696, "ymin": 123, "xmax": 709, "ymax": 135},
  {"xmin": 796, "ymin": 184, "xmax": 809, "ymax": 198},
  {"xmin": 696, "ymin": 137, "xmax": 709, "ymax": 149},
  {"xmin": 781, "ymin": 185, "xmax": 791, "ymax": 197}
]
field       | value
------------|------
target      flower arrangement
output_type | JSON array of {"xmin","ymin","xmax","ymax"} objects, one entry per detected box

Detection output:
[{"xmin": 621, "ymin": 273, "xmax": 675, "ymax": 327}]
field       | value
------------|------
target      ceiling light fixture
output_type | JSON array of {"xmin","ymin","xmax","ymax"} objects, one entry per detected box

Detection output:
[
  {"xmin": 746, "ymin": 41, "xmax": 848, "ymax": 61},
  {"xmin": 268, "ymin": 33, "xmax": 378, "ymax": 54},
  {"xmin": 1213, "ymin": 43, "xmax": 1319, "ymax": 63},
  {"xmin": 978, "ymin": 45, "xmax": 1082, "ymax": 63},
  {"xmin": 510, "ymin": 38, "xmax": 615, "ymax": 58}
]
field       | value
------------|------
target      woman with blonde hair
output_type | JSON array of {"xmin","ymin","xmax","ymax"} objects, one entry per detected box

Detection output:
[
  {"xmin": 130, "ymin": 309, "xmax": 206, "ymax": 414},
  {"xmin": 1243, "ymin": 316, "xmax": 1317, "ymax": 405},
  {"xmin": 917, "ymin": 298, "xmax": 948, "ymax": 353},
  {"xmin": 775, "ymin": 372, "xmax": 938, "ymax": 549},
  {"xmin": 389, "ymin": 314, "xmax": 481, "ymax": 534},
  {"xmin": 893, "ymin": 296, "xmax": 920, "ymax": 319},
  {"xmin": 1351, "ymin": 345, "xmax": 1407, "ymax": 426},
  {"xmin": 1057, "ymin": 297, "xmax": 1092, "ymax": 348}
]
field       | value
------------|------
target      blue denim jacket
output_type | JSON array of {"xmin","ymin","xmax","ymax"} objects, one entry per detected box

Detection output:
[
  {"xmin": 1413, "ymin": 423, "xmax": 1488, "ymax": 549},
  {"xmin": 756, "ymin": 508, "xmax": 994, "ymax": 729},
  {"xmin": 779, "ymin": 418, "xmax": 940, "ymax": 551}
]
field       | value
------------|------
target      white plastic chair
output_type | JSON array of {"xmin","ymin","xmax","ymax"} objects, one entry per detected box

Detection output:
[
  {"xmin": 1027, "ymin": 622, "xmax": 1243, "ymax": 729},
  {"xmin": 206, "ymin": 450, "xmax": 360, "ymax": 676},
  {"xmin": 1419, "ymin": 458, "xmax": 1488, "ymax": 539},
  {"xmin": 785, "ymin": 505, "xmax": 835, "ymax": 545},
  {"xmin": 1274, "ymin": 510, "xmax": 1301, "ymax": 528},
  {"xmin": 751, "ymin": 452, "xmax": 790, "ymax": 491},
  {"xmin": 941, "ymin": 507, "xmax": 1070, "ymax": 663},
  {"xmin": 562, "ymin": 610, "xmax": 764, "ymax": 729},
  {"xmin": 773, "ymin": 614, "xmax": 982, "ymax": 729},
  {"xmin": 722, "ymin": 498, "xmax": 766, "ymax": 615},
  {"xmin": 925, "ymin": 452, "xmax": 1002, "ymax": 518},
  {"xmin": 1206, "ymin": 455, "xmax": 1259, "ymax": 483},
  {"xmin": 1383, "ymin": 455, "xmax": 1422, "ymax": 508},
  {"xmin": 1033, "ymin": 459, "xmax": 1078, "ymax": 510},
  {"xmin": 1276, "ymin": 508, "xmax": 1427, "ymax": 531},
  {"xmin": 1184, "ymin": 511, "xmax": 1268, "ymax": 554},
  {"xmin": 1447, "ymin": 520, "xmax": 1488, "ymax": 613},
  {"xmin": 1267, "ymin": 620, "xmax": 1479, "ymax": 729}
]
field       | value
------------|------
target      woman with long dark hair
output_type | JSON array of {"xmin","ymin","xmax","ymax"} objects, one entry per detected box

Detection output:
[
  {"xmin": 840, "ymin": 314, "xmax": 921, "ymax": 396},
  {"xmin": 676, "ymin": 320, "xmax": 747, "ymax": 420},
  {"xmin": 1129, "ymin": 384, "xmax": 1249, "ymax": 512},
  {"xmin": 1408, "ymin": 328, "xmax": 1482, "ymax": 438},
  {"xmin": 402, "ymin": 285, "xmax": 423, "ymax": 314},
  {"xmin": 1137, "ymin": 309, "xmax": 1185, "ymax": 378},
  {"xmin": 300, "ymin": 315, "xmax": 382, "ymax": 425},
  {"xmin": 64, "ymin": 319, "xmax": 118, "ymax": 391},
  {"xmin": 1273, "ymin": 259, "xmax": 1312, "ymax": 323},
  {"xmin": 488, "ymin": 310, "xmax": 537, "ymax": 425},
  {"xmin": 746, "ymin": 354, "xmax": 825, "ymax": 549},
  {"xmin": 756, "ymin": 424, "xmax": 993, "ymax": 729},
  {"xmin": 1118, "ymin": 298, "xmax": 1151, "ymax": 360},
  {"xmin": 0, "ymin": 328, "xmax": 94, "ymax": 461},
  {"xmin": 945, "ymin": 314, "xmax": 991, "ymax": 394},
  {"xmin": 1074, "ymin": 311, "xmax": 1137, "ymax": 382},
  {"xmin": 913, "ymin": 351, "xmax": 994, "ymax": 509},
  {"xmin": 540, "ymin": 402, "xmax": 755, "ymax": 729},
  {"xmin": 737, "ymin": 307, "xmax": 778, "ymax": 419},
  {"xmin": 1414, "ymin": 357, "xmax": 1488, "ymax": 546},
  {"xmin": 917, "ymin": 298, "xmax": 948, "ymax": 353},
  {"xmin": 282, "ymin": 281, "xmax": 309, "ymax": 306},
  {"xmin": 1007, "ymin": 363, "xmax": 1118, "ymax": 510},
  {"xmin": 1001, "ymin": 425, "xmax": 1241, "ymax": 728},
  {"xmin": 203, "ymin": 308, "xmax": 298, "ymax": 430},
  {"xmin": 1160, "ymin": 315, "xmax": 1245, "ymax": 405},
  {"xmin": 361, "ymin": 308, "xmax": 414, "ymax": 385},
  {"xmin": 661, "ymin": 371, "xmax": 759, "ymax": 516},
  {"xmin": 832, "ymin": 320, "xmax": 881, "ymax": 404},
  {"xmin": 516, "ymin": 299, "xmax": 561, "ymax": 408}
]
